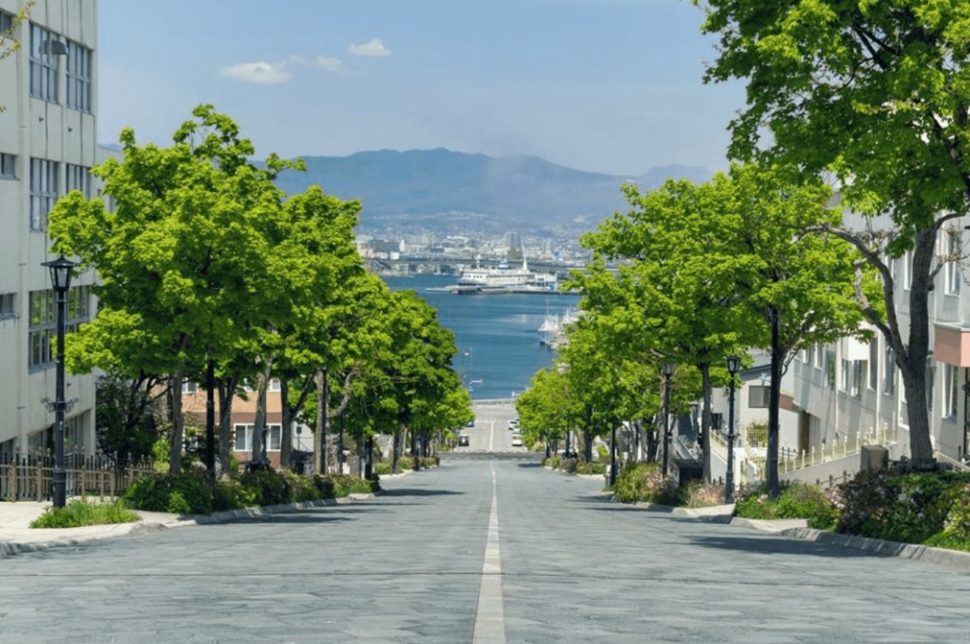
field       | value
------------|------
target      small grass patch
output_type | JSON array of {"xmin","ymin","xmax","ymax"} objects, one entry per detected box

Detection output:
[{"xmin": 30, "ymin": 499, "xmax": 140, "ymax": 529}]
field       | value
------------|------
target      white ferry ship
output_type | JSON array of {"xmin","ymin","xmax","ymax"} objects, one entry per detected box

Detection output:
[{"xmin": 454, "ymin": 257, "xmax": 558, "ymax": 293}]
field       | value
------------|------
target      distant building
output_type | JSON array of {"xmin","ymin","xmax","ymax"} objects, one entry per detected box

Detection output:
[{"xmin": 0, "ymin": 0, "xmax": 99, "ymax": 458}]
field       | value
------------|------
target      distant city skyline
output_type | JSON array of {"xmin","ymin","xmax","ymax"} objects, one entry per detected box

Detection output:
[{"xmin": 99, "ymin": 0, "xmax": 744, "ymax": 177}]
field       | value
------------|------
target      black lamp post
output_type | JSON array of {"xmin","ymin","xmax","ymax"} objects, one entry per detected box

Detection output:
[
  {"xmin": 661, "ymin": 362, "xmax": 674, "ymax": 477},
  {"xmin": 42, "ymin": 255, "xmax": 77, "ymax": 509},
  {"xmin": 725, "ymin": 355, "xmax": 740, "ymax": 504}
]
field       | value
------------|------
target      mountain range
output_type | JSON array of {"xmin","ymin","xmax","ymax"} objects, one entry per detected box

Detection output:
[{"xmin": 273, "ymin": 148, "xmax": 711, "ymax": 235}]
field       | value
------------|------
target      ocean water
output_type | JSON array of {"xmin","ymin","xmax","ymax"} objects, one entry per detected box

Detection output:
[{"xmin": 383, "ymin": 274, "xmax": 580, "ymax": 400}]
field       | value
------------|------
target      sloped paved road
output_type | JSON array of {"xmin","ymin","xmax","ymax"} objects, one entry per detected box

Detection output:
[{"xmin": 3, "ymin": 461, "xmax": 970, "ymax": 643}]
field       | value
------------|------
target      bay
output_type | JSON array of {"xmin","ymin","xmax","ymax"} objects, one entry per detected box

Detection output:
[{"xmin": 382, "ymin": 274, "xmax": 579, "ymax": 401}]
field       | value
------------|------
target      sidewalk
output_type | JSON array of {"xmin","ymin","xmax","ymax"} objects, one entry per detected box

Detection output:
[{"xmin": 0, "ymin": 493, "xmax": 376, "ymax": 560}]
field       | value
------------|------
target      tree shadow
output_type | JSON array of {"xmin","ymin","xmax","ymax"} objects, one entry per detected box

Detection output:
[
  {"xmin": 218, "ymin": 514, "xmax": 356, "ymax": 525},
  {"xmin": 379, "ymin": 488, "xmax": 465, "ymax": 497},
  {"xmin": 687, "ymin": 534, "xmax": 888, "ymax": 559},
  {"xmin": 517, "ymin": 462, "xmax": 542, "ymax": 469}
]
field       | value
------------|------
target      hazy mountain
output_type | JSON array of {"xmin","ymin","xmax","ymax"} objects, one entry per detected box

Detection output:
[{"xmin": 273, "ymin": 148, "xmax": 710, "ymax": 234}]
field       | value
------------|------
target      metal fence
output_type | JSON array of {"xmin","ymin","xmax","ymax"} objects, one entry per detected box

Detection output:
[{"xmin": 0, "ymin": 451, "xmax": 155, "ymax": 501}]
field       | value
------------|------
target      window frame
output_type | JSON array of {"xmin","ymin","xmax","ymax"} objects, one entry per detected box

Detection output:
[
  {"xmin": 29, "ymin": 158, "xmax": 58, "ymax": 231},
  {"xmin": 65, "ymin": 40, "xmax": 92, "ymax": 113},
  {"xmin": 0, "ymin": 152, "xmax": 16, "ymax": 179},
  {"xmin": 65, "ymin": 163, "xmax": 90, "ymax": 198},
  {"xmin": 944, "ymin": 363, "xmax": 959, "ymax": 420},
  {"xmin": 28, "ymin": 286, "xmax": 91, "ymax": 370},
  {"xmin": 29, "ymin": 23, "xmax": 60, "ymax": 103}
]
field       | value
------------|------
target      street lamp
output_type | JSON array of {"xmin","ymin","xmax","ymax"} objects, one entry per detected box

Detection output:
[
  {"xmin": 725, "ymin": 355, "xmax": 741, "ymax": 504},
  {"xmin": 661, "ymin": 362, "xmax": 674, "ymax": 477},
  {"xmin": 42, "ymin": 255, "xmax": 77, "ymax": 508}
]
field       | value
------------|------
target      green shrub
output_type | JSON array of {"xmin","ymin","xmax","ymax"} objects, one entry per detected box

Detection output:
[
  {"xmin": 212, "ymin": 478, "xmax": 260, "ymax": 511},
  {"xmin": 613, "ymin": 462, "xmax": 678, "ymax": 505},
  {"xmin": 375, "ymin": 462, "xmax": 392, "ymax": 476},
  {"xmin": 544, "ymin": 456, "xmax": 561, "ymax": 469},
  {"xmin": 837, "ymin": 469, "xmax": 970, "ymax": 543},
  {"xmin": 319, "ymin": 474, "xmax": 377, "ymax": 497},
  {"xmin": 941, "ymin": 483, "xmax": 970, "ymax": 541},
  {"xmin": 281, "ymin": 471, "xmax": 321, "ymax": 502},
  {"xmin": 596, "ymin": 444, "xmax": 609, "ymax": 461},
  {"xmin": 312, "ymin": 474, "xmax": 336, "ymax": 498},
  {"xmin": 575, "ymin": 461, "xmax": 607, "ymax": 475},
  {"xmin": 396, "ymin": 458, "xmax": 414, "ymax": 472},
  {"xmin": 31, "ymin": 499, "xmax": 140, "ymax": 529},
  {"xmin": 681, "ymin": 481, "xmax": 725, "ymax": 508},
  {"xmin": 123, "ymin": 472, "xmax": 213, "ymax": 515},
  {"xmin": 238, "ymin": 469, "xmax": 292, "ymax": 506},
  {"xmin": 559, "ymin": 457, "xmax": 578, "ymax": 474},
  {"xmin": 419, "ymin": 456, "xmax": 440, "ymax": 468},
  {"xmin": 735, "ymin": 482, "xmax": 838, "ymax": 530}
]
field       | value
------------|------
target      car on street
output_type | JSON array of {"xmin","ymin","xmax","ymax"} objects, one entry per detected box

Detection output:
[
  {"xmin": 511, "ymin": 436, "xmax": 523, "ymax": 447},
  {"xmin": 458, "ymin": 434, "xmax": 470, "ymax": 446}
]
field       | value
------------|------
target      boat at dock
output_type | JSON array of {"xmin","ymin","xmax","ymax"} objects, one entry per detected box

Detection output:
[{"xmin": 428, "ymin": 256, "xmax": 561, "ymax": 294}]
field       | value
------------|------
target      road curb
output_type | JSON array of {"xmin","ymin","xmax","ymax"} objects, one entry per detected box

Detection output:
[
  {"xmin": 0, "ymin": 494, "xmax": 377, "ymax": 560},
  {"xmin": 776, "ymin": 526, "xmax": 970, "ymax": 570}
]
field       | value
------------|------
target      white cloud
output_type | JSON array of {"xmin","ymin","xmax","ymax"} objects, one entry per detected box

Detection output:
[
  {"xmin": 348, "ymin": 38, "xmax": 391, "ymax": 57},
  {"xmin": 312, "ymin": 56, "xmax": 345, "ymax": 73},
  {"xmin": 219, "ymin": 61, "xmax": 291, "ymax": 84}
]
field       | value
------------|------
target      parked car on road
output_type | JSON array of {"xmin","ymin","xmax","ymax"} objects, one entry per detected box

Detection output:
[
  {"xmin": 511, "ymin": 437, "xmax": 523, "ymax": 447},
  {"xmin": 458, "ymin": 434, "xmax": 470, "ymax": 447}
]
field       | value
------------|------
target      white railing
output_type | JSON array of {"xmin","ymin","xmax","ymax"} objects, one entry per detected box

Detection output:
[{"xmin": 779, "ymin": 424, "xmax": 894, "ymax": 474}]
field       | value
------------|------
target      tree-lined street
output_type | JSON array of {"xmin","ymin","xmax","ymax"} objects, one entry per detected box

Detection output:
[{"xmin": 3, "ymin": 461, "xmax": 970, "ymax": 642}]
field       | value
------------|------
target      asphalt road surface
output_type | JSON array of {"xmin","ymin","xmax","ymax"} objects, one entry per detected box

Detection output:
[
  {"xmin": 3, "ymin": 461, "xmax": 970, "ymax": 642},
  {"xmin": 456, "ymin": 400, "xmax": 525, "ymax": 453}
]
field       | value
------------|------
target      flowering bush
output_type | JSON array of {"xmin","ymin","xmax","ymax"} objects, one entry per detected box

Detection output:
[
  {"xmin": 681, "ymin": 481, "xmax": 725, "ymax": 508},
  {"xmin": 837, "ymin": 470, "xmax": 970, "ymax": 543},
  {"xmin": 613, "ymin": 462, "xmax": 679, "ymax": 505}
]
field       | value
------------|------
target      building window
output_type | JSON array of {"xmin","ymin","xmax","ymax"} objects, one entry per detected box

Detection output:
[
  {"xmin": 0, "ymin": 153, "xmax": 15, "ymax": 179},
  {"xmin": 65, "ymin": 164, "xmax": 90, "ymax": 198},
  {"xmin": 66, "ymin": 40, "xmax": 92, "ymax": 112},
  {"xmin": 0, "ymin": 11, "xmax": 12, "ymax": 34},
  {"xmin": 825, "ymin": 348, "xmax": 836, "ymax": 389},
  {"xmin": 839, "ymin": 359, "xmax": 850, "ymax": 393},
  {"xmin": 944, "ymin": 364, "xmax": 959, "ymax": 419},
  {"xmin": 748, "ymin": 385, "xmax": 770, "ymax": 408},
  {"xmin": 868, "ymin": 340, "xmax": 878, "ymax": 390},
  {"xmin": 28, "ymin": 285, "xmax": 91, "ymax": 370},
  {"xmin": 268, "ymin": 425, "xmax": 281, "ymax": 451},
  {"xmin": 232, "ymin": 424, "xmax": 282, "ymax": 452},
  {"xmin": 813, "ymin": 344, "xmax": 822, "ymax": 369},
  {"xmin": 851, "ymin": 361, "xmax": 863, "ymax": 398},
  {"xmin": 181, "ymin": 381, "xmax": 198, "ymax": 395},
  {"xmin": 30, "ymin": 158, "xmax": 58, "ymax": 231},
  {"xmin": 29, "ymin": 24, "xmax": 60, "ymax": 103},
  {"xmin": 945, "ymin": 232, "xmax": 961, "ymax": 295},
  {"xmin": 0, "ymin": 292, "xmax": 14, "ymax": 319},
  {"xmin": 883, "ymin": 345, "xmax": 895, "ymax": 396},
  {"xmin": 268, "ymin": 378, "xmax": 281, "ymax": 392},
  {"xmin": 233, "ymin": 424, "xmax": 252, "ymax": 452}
]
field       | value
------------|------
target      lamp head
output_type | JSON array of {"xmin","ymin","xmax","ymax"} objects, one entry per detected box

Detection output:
[
  {"xmin": 42, "ymin": 255, "xmax": 77, "ymax": 292},
  {"xmin": 661, "ymin": 363, "xmax": 675, "ymax": 377},
  {"xmin": 726, "ymin": 355, "xmax": 741, "ymax": 375}
]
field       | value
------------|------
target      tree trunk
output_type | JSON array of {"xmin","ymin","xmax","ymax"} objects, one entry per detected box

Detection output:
[
  {"xmin": 583, "ymin": 430, "xmax": 594, "ymax": 463},
  {"xmin": 169, "ymin": 368, "xmax": 184, "ymax": 474},
  {"xmin": 609, "ymin": 424, "xmax": 617, "ymax": 486},
  {"xmin": 251, "ymin": 363, "xmax": 271, "ymax": 466},
  {"xmin": 205, "ymin": 356, "xmax": 216, "ymax": 478},
  {"xmin": 279, "ymin": 377, "xmax": 292, "ymax": 470},
  {"xmin": 365, "ymin": 434, "xmax": 374, "ymax": 479},
  {"xmin": 313, "ymin": 369, "xmax": 324, "ymax": 474},
  {"xmin": 767, "ymin": 305, "xmax": 782, "ymax": 498},
  {"xmin": 699, "ymin": 363, "xmax": 712, "ymax": 482},
  {"xmin": 337, "ymin": 412, "xmax": 345, "ymax": 473},
  {"xmin": 321, "ymin": 369, "xmax": 330, "ymax": 474},
  {"xmin": 900, "ymin": 228, "xmax": 937, "ymax": 467},
  {"xmin": 392, "ymin": 430, "xmax": 400, "ymax": 473},
  {"xmin": 646, "ymin": 417, "xmax": 658, "ymax": 463},
  {"xmin": 217, "ymin": 376, "xmax": 236, "ymax": 476}
]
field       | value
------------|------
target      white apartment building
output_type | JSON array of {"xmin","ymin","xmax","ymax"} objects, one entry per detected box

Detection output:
[
  {"xmin": 0, "ymin": 0, "xmax": 98, "ymax": 458},
  {"xmin": 790, "ymin": 218, "xmax": 970, "ymax": 467}
]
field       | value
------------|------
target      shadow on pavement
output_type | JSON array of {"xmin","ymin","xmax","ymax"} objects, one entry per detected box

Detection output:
[
  {"xmin": 216, "ymin": 514, "xmax": 356, "ymax": 525},
  {"xmin": 687, "ymin": 534, "xmax": 885, "ymax": 558},
  {"xmin": 379, "ymin": 488, "xmax": 465, "ymax": 497}
]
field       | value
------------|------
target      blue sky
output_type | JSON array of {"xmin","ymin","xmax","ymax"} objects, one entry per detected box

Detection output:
[{"xmin": 98, "ymin": 0, "xmax": 743, "ymax": 176}]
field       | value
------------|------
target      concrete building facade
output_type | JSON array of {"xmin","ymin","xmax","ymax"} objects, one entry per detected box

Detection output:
[{"xmin": 0, "ymin": 0, "xmax": 98, "ymax": 458}]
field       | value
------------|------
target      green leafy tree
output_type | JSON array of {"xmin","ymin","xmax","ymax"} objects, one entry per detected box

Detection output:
[
  {"xmin": 50, "ymin": 105, "xmax": 298, "ymax": 473},
  {"xmin": 698, "ymin": 0, "xmax": 970, "ymax": 466}
]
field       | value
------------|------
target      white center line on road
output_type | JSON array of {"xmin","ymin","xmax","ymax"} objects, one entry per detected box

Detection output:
[
  {"xmin": 488, "ymin": 420, "xmax": 495, "ymax": 452},
  {"xmin": 473, "ymin": 464, "xmax": 505, "ymax": 644}
]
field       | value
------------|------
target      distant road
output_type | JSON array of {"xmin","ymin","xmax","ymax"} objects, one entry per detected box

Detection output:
[{"xmin": 454, "ymin": 400, "xmax": 527, "ymax": 455}]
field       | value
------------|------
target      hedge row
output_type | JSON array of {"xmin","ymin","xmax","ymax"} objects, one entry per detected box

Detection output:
[{"xmin": 122, "ymin": 469, "xmax": 380, "ymax": 515}]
